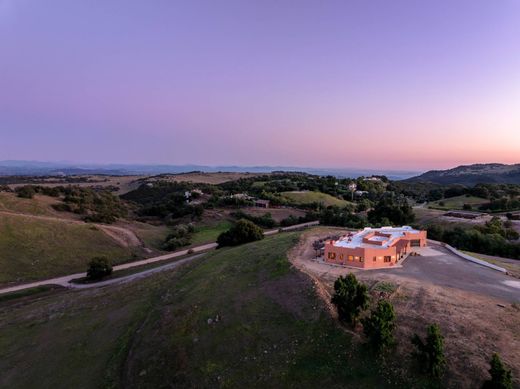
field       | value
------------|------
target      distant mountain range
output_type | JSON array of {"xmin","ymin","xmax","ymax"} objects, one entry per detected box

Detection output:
[
  {"xmin": 406, "ymin": 163, "xmax": 520, "ymax": 185},
  {"xmin": 0, "ymin": 160, "xmax": 419, "ymax": 180}
]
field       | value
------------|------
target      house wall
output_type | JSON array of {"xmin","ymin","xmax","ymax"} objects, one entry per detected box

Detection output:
[{"xmin": 323, "ymin": 229, "xmax": 427, "ymax": 269}]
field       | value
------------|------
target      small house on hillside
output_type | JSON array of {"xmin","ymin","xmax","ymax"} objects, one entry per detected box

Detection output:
[{"xmin": 254, "ymin": 199, "xmax": 270, "ymax": 208}]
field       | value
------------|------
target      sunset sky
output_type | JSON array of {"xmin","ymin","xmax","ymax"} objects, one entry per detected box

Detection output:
[{"xmin": 1, "ymin": 0, "xmax": 519, "ymax": 171}]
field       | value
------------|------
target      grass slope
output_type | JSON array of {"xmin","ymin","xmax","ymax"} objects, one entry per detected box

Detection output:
[
  {"xmin": 0, "ymin": 233, "xmax": 405, "ymax": 388},
  {"xmin": 0, "ymin": 214, "xmax": 132, "ymax": 285},
  {"xmin": 191, "ymin": 220, "xmax": 233, "ymax": 245},
  {"xmin": 282, "ymin": 191, "xmax": 352, "ymax": 208},
  {"xmin": 0, "ymin": 192, "xmax": 62, "ymax": 216},
  {"xmin": 428, "ymin": 195, "xmax": 489, "ymax": 210}
]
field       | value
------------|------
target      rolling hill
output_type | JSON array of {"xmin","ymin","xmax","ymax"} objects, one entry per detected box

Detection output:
[{"xmin": 407, "ymin": 163, "xmax": 520, "ymax": 185}]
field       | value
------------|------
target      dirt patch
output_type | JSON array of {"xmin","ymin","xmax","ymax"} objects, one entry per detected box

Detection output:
[
  {"xmin": 386, "ymin": 281, "xmax": 520, "ymax": 388},
  {"xmin": 288, "ymin": 228, "xmax": 520, "ymax": 388},
  {"xmin": 96, "ymin": 224, "xmax": 143, "ymax": 248}
]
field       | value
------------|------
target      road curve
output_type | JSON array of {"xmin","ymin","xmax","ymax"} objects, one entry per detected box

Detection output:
[
  {"xmin": 0, "ymin": 242, "xmax": 217, "ymax": 295},
  {"xmin": 0, "ymin": 221, "xmax": 319, "ymax": 295}
]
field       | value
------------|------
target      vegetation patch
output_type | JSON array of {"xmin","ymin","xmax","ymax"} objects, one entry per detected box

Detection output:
[
  {"xmin": 282, "ymin": 191, "xmax": 353, "ymax": 208},
  {"xmin": 0, "ymin": 233, "xmax": 408, "ymax": 388},
  {"xmin": 0, "ymin": 214, "xmax": 132, "ymax": 285},
  {"xmin": 191, "ymin": 220, "xmax": 233, "ymax": 245},
  {"xmin": 428, "ymin": 195, "xmax": 490, "ymax": 210}
]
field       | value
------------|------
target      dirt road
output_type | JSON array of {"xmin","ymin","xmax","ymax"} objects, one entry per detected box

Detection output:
[
  {"xmin": 0, "ymin": 242, "xmax": 217, "ymax": 295},
  {"xmin": 0, "ymin": 221, "xmax": 319, "ymax": 295},
  {"xmin": 0, "ymin": 210, "xmax": 143, "ymax": 248}
]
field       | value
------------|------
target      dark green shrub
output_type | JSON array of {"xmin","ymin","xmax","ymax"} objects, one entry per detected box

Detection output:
[
  {"xmin": 15, "ymin": 185, "xmax": 36, "ymax": 199},
  {"xmin": 87, "ymin": 256, "xmax": 113, "ymax": 280},
  {"xmin": 217, "ymin": 219, "xmax": 264, "ymax": 248},
  {"xmin": 362, "ymin": 299, "xmax": 396, "ymax": 350},
  {"xmin": 483, "ymin": 353, "xmax": 513, "ymax": 389},
  {"xmin": 412, "ymin": 323, "xmax": 446, "ymax": 379},
  {"xmin": 331, "ymin": 273, "xmax": 369, "ymax": 326}
]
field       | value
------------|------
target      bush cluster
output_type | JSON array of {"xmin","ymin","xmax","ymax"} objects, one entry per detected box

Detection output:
[
  {"xmin": 427, "ymin": 219, "xmax": 520, "ymax": 259},
  {"xmin": 162, "ymin": 224, "xmax": 195, "ymax": 251},
  {"xmin": 217, "ymin": 219, "xmax": 264, "ymax": 247}
]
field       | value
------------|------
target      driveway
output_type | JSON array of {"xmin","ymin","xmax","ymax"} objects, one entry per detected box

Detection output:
[{"xmin": 365, "ymin": 244, "xmax": 520, "ymax": 303}]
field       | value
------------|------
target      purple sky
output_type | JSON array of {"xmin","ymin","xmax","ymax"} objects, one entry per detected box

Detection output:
[{"xmin": 1, "ymin": 0, "xmax": 519, "ymax": 170}]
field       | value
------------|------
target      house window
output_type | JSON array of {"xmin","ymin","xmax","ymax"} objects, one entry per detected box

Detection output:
[
  {"xmin": 384, "ymin": 256, "xmax": 391, "ymax": 263},
  {"xmin": 339, "ymin": 254, "xmax": 344, "ymax": 260},
  {"xmin": 360, "ymin": 257, "xmax": 364, "ymax": 262},
  {"xmin": 328, "ymin": 252, "xmax": 336, "ymax": 260},
  {"xmin": 348, "ymin": 255, "xmax": 353, "ymax": 261},
  {"xmin": 373, "ymin": 256, "xmax": 377, "ymax": 262}
]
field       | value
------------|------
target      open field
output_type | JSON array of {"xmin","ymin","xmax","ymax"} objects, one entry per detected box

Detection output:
[
  {"xmin": 413, "ymin": 207, "xmax": 489, "ymax": 228},
  {"xmin": 191, "ymin": 220, "xmax": 233, "ymax": 245},
  {"xmin": 282, "ymin": 191, "xmax": 353, "ymax": 208},
  {"xmin": 428, "ymin": 195, "xmax": 489, "ymax": 210},
  {"xmin": 0, "ymin": 192, "xmax": 68, "ymax": 217},
  {"xmin": 124, "ymin": 221, "xmax": 171, "ymax": 251},
  {"xmin": 0, "ymin": 233, "xmax": 411, "ymax": 388},
  {"xmin": 7, "ymin": 175, "xmax": 143, "ymax": 194},
  {"xmin": 148, "ymin": 172, "xmax": 268, "ymax": 185},
  {"xmin": 0, "ymin": 214, "xmax": 133, "ymax": 286},
  {"xmin": 289, "ymin": 228, "xmax": 520, "ymax": 388},
  {"xmin": 241, "ymin": 206, "xmax": 307, "ymax": 222}
]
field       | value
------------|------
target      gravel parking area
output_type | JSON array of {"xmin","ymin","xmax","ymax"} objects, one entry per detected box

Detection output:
[
  {"xmin": 291, "ymin": 229, "xmax": 520, "ymax": 303},
  {"xmin": 365, "ymin": 244, "xmax": 520, "ymax": 302}
]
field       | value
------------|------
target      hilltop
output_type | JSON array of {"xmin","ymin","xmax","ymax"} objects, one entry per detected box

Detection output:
[{"xmin": 406, "ymin": 163, "xmax": 520, "ymax": 185}]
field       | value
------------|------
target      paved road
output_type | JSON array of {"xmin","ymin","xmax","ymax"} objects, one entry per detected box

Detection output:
[
  {"xmin": 367, "ymin": 244, "xmax": 520, "ymax": 302},
  {"xmin": 0, "ymin": 220, "xmax": 319, "ymax": 295}
]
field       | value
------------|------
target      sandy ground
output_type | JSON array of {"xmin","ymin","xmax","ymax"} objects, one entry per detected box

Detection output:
[{"xmin": 288, "ymin": 228, "xmax": 520, "ymax": 388}]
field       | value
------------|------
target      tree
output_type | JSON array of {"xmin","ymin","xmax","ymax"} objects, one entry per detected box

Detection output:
[
  {"xmin": 367, "ymin": 197, "xmax": 415, "ymax": 226},
  {"xmin": 87, "ymin": 256, "xmax": 113, "ymax": 280},
  {"xmin": 16, "ymin": 185, "xmax": 36, "ymax": 199},
  {"xmin": 331, "ymin": 273, "xmax": 369, "ymax": 326},
  {"xmin": 217, "ymin": 219, "xmax": 264, "ymax": 248},
  {"xmin": 411, "ymin": 323, "xmax": 446, "ymax": 379},
  {"xmin": 483, "ymin": 353, "xmax": 513, "ymax": 389},
  {"xmin": 362, "ymin": 299, "xmax": 396, "ymax": 350}
]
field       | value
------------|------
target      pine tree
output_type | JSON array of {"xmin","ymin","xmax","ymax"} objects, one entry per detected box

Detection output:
[
  {"xmin": 331, "ymin": 273, "xmax": 369, "ymax": 326},
  {"xmin": 362, "ymin": 299, "xmax": 396, "ymax": 350},
  {"xmin": 411, "ymin": 323, "xmax": 446, "ymax": 379},
  {"xmin": 483, "ymin": 353, "xmax": 513, "ymax": 389}
]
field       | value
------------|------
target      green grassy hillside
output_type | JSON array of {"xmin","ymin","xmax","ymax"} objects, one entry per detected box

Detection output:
[
  {"xmin": 0, "ymin": 214, "xmax": 132, "ymax": 285},
  {"xmin": 0, "ymin": 233, "xmax": 410, "ymax": 388},
  {"xmin": 428, "ymin": 195, "xmax": 489, "ymax": 210},
  {"xmin": 282, "ymin": 191, "xmax": 353, "ymax": 208},
  {"xmin": 0, "ymin": 192, "xmax": 62, "ymax": 216}
]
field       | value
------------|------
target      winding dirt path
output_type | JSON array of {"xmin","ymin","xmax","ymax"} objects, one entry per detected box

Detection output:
[
  {"xmin": 0, "ymin": 221, "xmax": 319, "ymax": 295},
  {"xmin": 0, "ymin": 242, "xmax": 217, "ymax": 295}
]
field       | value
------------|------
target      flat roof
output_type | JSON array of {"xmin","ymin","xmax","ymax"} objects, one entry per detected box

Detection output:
[{"xmin": 333, "ymin": 226, "xmax": 421, "ymax": 249}]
